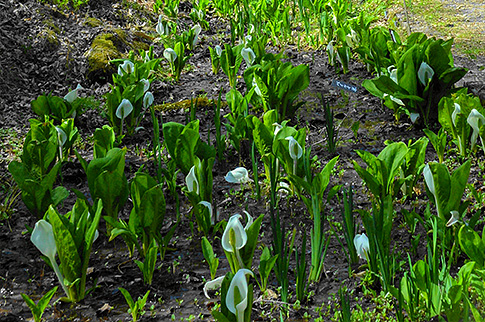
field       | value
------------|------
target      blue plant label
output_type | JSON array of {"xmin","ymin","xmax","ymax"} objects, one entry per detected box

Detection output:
[{"xmin": 331, "ymin": 80, "xmax": 358, "ymax": 93}]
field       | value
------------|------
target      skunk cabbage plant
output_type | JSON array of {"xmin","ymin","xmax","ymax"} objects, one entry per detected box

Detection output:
[
  {"xmin": 353, "ymin": 233, "xmax": 370, "ymax": 261},
  {"xmin": 225, "ymin": 167, "xmax": 250, "ymax": 184},
  {"xmin": 226, "ymin": 269, "xmax": 254, "ymax": 322},
  {"xmin": 31, "ymin": 200, "xmax": 103, "ymax": 302}
]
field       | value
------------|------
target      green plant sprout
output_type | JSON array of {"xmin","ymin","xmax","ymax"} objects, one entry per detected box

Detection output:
[
  {"xmin": 31, "ymin": 200, "xmax": 102, "ymax": 302},
  {"xmin": 119, "ymin": 288, "xmax": 150, "ymax": 322},
  {"xmin": 21, "ymin": 287, "xmax": 58, "ymax": 322}
]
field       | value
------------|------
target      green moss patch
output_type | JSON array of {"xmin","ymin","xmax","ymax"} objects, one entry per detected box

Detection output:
[{"xmin": 86, "ymin": 33, "xmax": 124, "ymax": 82}]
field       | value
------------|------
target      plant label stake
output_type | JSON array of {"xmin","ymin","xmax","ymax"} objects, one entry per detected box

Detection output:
[{"xmin": 331, "ymin": 80, "xmax": 358, "ymax": 93}]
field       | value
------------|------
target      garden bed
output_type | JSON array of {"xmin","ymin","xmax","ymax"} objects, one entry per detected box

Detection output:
[{"xmin": 0, "ymin": 0, "xmax": 484, "ymax": 321}]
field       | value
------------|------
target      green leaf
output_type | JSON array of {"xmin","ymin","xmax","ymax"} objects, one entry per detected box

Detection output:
[
  {"xmin": 118, "ymin": 287, "xmax": 135, "ymax": 310},
  {"xmin": 240, "ymin": 214, "xmax": 264, "ymax": 268},
  {"xmin": 201, "ymin": 237, "xmax": 219, "ymax": 280},
  {"xmin": 36, "ymin": 286, "xmax": 58, "ymax": 316},
  {"xmin": 458, "ymin": 225, "xmax": 485, "ymax": 268},
  {"xmin": 315, "ymin": 156, "xmax": 339, "ymax": 199},
  {"xmin": 51, "ymin": 186, "xmax": 69, "ymax": 207},
  {"xmin": 87, "ymin": 148, "xmax": 126, "ymax": 196},
  {"xmin": 446, "ymin": 160, "xmax": 471, "ymax": 214},
  {"xmin": 258, "ymin": 246, "xmax": 277, "ymax": 291},
  {"xmin": 211, "ymin": 310, "xmax": 234, "ymax": 322},
  {"xmin": 162, "ymin": 122, "xmax": 185, "ymax": 159},
  {"xmin": 93, "ymin": 125, "xmax": 115, "ymax": 159},
  {"xmin": 250, "ymin": 116, "xmax": 273, "ymax": 157},
  {"xmin": 79, "ymin": 199, "xmax": 103, "ymax": 298},
  {"xmin": 378, "ymin": 142, "xmax": 408, "ymax": 195},
  {"xmin": 48, "ymin": 206, "xmax": 82, "ymax": 288},
  {"xmin": 21, "ymin": 293, "xmax": 41, "ymax": 322},
  {"xmin": 353, "ymin": 160, "xmax": 381, "ymax": 198}
]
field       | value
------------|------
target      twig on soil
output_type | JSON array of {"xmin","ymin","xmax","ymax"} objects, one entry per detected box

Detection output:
[{"xmin": 253, "ymin": 296, "xmax": 296, "ymax": 312}]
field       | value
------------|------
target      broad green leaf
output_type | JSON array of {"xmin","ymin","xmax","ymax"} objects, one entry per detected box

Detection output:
[
  {"xmin": 201, "ymin": 237, "xmax": 219, "ymax": 279},
  {"xmin": 446, "ymin": 160, "xmax": 471, "ymax": 214},
  {"xmin": 378, "ymin": 142, "xmax": 408, "ymax": 195},
  {"xmin": 94, "ymin": 169, "xmax": 128, "ymax": 219},
  {"xmin": 251, "ymin": 117, "xmax": 273, "ymax": 156},
  {"xmin": 315, "ymin": 156, "xmax": 339, "ymax": 198},
  {"xmin": 439, "ymin": 67, "xmax": 468, "ymax": 85},
  {"xmin": 458, "ymin": 225, "xmax": 485, "ymax": 268},
  {"xmin": 139, "ymin": 185, "xmax": 165, "ymax": 232},
  {"xmin": 87, "ymin": 148, "xmax": 126, "ymax": 196},
  {"xmin": 175, "ymin": 128, "xmax": 199, "ymax": 175},
  {"xmin": 162, "ymin": 122, "xmax": 185, "ymax": 159},
  {"xmin": 396, "ymin": 48, "xmax": 418, "ymax": 96},
  {"xmin": 353, "ymin": 160, "xmax": 381, "ymax": 198},
  {"xmin": 93, "ymin": 125, "xmax": 115, "ymax": 159},
  {"xmin": 51, "ymin": 186, "xmax": 69, "ymax": 208},
  {"xmin": 48, "ymin": 207, "xmax": 82, "ymax": 286},
  {"xmin": 426, "ymin": 40, "xmax": 451, "ymax": 76}
]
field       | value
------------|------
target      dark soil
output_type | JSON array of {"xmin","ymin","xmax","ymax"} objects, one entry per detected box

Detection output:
[{"xmin": 0, "ymin": 0, "xmax": 484, "ymax": 321}]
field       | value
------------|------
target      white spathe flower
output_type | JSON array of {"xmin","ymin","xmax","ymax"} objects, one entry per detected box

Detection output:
[
  {"xmin": 285, "ymin": 136, "xmax": 303, "ymax": 160},
  {"xmin": 215, "ymin": 45, "xmax": 222, "ymax": 57},
  {"xmin": 55, "ymin": 127, "xmax": 67, "ymax": 160},
  {"xmin": 417, "ymin": 62, "xmax": 434, "ymax": 86},
  {"xmin": 446, "ymin": 210, "xmax": 460, "ymax": 227},
  {"xmin": 423, "ymin": 164, "xmax": 435, "ymax": 196},
  {"xmin": 115, "ymin": 99, "xmax": 133, "ymax": 120},
  {"xmin": 186, "ymin": 166, "xmax": 199, "ymax": 195},
  {"xmin": 225, "ymin": 167, "xmax": 250, "ymax": 184},
  {"xmin": 423, "ymin": 163, "xmax": 443, "ymax": 219},
  {"xmin": 191, "ymin": 24, "xmax": 202, "ymax": 47},
  {"xmin": 273, "ymin": 123, "xmax": 282, "ymax": 136},
  {"xmin": 353, "ymin": 233, "xmax": 369, "ymax": 261},
  {"xmin": 244, "ymin": 35, "xmax": 252, "ymax": 46},
  {"xmin": 278, "ymin": 181, "xmax": 291, "ymax": 196},
  {"xmin": 345, "ymin": 29, "xmax": 359, "ymax": 48},
  {"xmin": 383, "ymin": 93, "xmax": 405, "ymax": 106},
  {"xmin": 163, "ymin": 48, "xmax": 177, "ymax": 64},
  {"xmin": 143, "ymin": 92, "xmax": 154, "ymax": 109},
  {"xmin": 467, "ymin": 109, "xmax": 485, "ymax": 151},
  {"xmin": 452, "ymin": 103, "xmax": 461, "ymax": 127},
  {"xmin": 118, "ymin": 60, "xmax": 135, "ymax": 75},
  {"xmin": 198, "ymin": 201, "xmax": 215, "ymax": 225},
  {"xmin": 388, "ymin": 66, "xmax": 398, "ymax": 84},
  {"xmin": 31, "ymin": 220, "xmax": 57, "ymax": 260},
  {"xmin": 141, "ymin": 78, "xmax": 150, "ymax": 93},
  {"xmin": 64, "ymin": 84, "xmax": 83, "ymax": 103},
  {"xmin": 252, "ymin": 78, "xmax": 262, "ymax": 97},
  {"xmin": 203, "ymin": 275, "xmax": 224, "ymax": 299},
  {"xmin": 196, "ymin": 9, "xmax": 204, "ymax": 20},
  {"xmin": 226, "ymin": 268, "xmax": 254, "ymax": 322},
  {"xmin": 241, "ymin": 47, "xmax": 256, "ymax": 66},
  {"xmin": 221, "ymin": 214, "xmax": 247, "ymax": 253},
  {"xmin": 156, "ymin": 19, "xmax": 170, "ymax": 36},
  {"xmin": 55, "ymin": 127, "xmax": 67, "ymax": 147},
  {"xmin": 410, "ymin": 113, "xmax": 420, "ymax": 123},
  {"xmin": 31, "ymin": 219, "xmax": 69, "ymax": 297},
  {"xmin": 242, "ymin": 210, "xmax": 253, "ymax": 231}
]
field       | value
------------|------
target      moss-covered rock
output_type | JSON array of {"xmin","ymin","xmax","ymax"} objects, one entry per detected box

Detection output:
[
  {"xmin": 86, "ymin": 33, "xmax": 124, "ymax": 83},
  {"xmin": 84, "ymin": 17, "xmax": 102, "ymax": 27},
  {"xmin": 153, "ymin": 97, "xmax": 221, "ymax": 112},
  {"xmin": 85, "ymin": 27, "xmax": 155, "ymax": 83}
]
